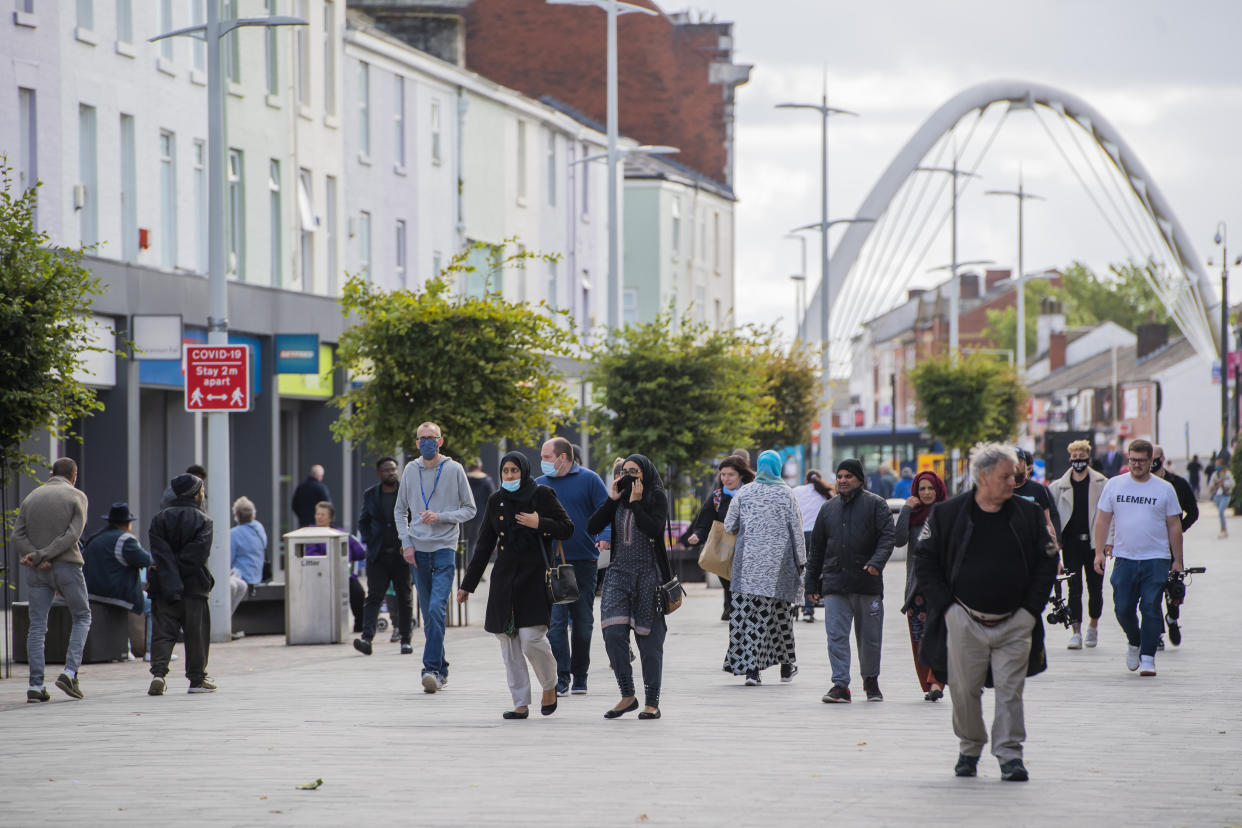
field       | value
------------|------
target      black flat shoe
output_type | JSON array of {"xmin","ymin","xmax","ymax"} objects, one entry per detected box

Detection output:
[
  {"xmin": 541, "ymin": 701, "xmax": 557, "ymax": 716},
  {"xmin": 638, "ymin": 709, "xmax": 661, "ymax": 720},
  {"xmin": 604, "ymin": 699, "xmax": 639, "ymax": 719},
  {"xmin": 502, "ymin": 709, "xmax": 529, "ymax": 720}
]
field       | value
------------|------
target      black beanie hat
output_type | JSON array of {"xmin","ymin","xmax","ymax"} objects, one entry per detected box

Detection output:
[
  {"xmin": 171, "ymin": 473, "xmax": 203, "ymax": 498},
  {"xmin": 836, "ymin": 458, "xmax": 865, "ymax": 482}
]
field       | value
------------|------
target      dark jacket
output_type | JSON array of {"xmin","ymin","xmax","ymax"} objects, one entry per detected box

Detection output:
[
  {"xmin": 147, "ymin": 497, "xmax": 215, "ymax": 600},
  {"xmin": 460, "ymin": 485, "xmax": 574, "ymax": 634},
  {"xmin": 1161, "ymin": 471, "xmax": 1199, "ymax": 533},
  {"xmin": 358, "ymin": 482, "xmax": 402, "ymax": 561},
  {"xmin": 688, "ymin": 488, "xmax": 734, "ymax": 543},
  {"xmin": 913, "ymin": 490, "xmax": 1058, "ymax": 684},
  {"xmin": 82, "ymin": 526, "xmax": 154, "ymax": 612},
  {"xmin": 805, "ymin": 488, "xmax": 895, "ymax": 597},
  {"xmin": 291, "ymin": 477, "xmax": 332, "ymax": 528}
]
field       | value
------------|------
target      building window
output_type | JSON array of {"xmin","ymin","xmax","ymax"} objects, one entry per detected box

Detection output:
[
  {"xmin": 393, "ymin": 75, "xmax": 406, "ymax": 168},
  {"xmin": 264, "ymin": 0, "xmax": 279, "ymax": 96},
  {"xmin": 395, "ymin": 219, "xmax": 407, "ymax": 286},
  {"xmin": 227, "ymin": 148, "xmax": 244, "ymax": 278},
  {"xmin": 695, "ymin": 285, "xmax": 706, "ymax": 323},
  {"xmin": 546, "ymin": 129, "xmax": 556, "ymax": 207},
  {"xmin": 323, "ymin": 1, "xmax": 336, "ymax": 116},
  {"xmin": 159, "ymin": 130, "xmax": 178, "ymax": 269},
  {"xmin": 77, "ymin": 0, "xmax": 93, "ymax": 30},
  {"xmin": 325, "ymin": 176, "xmax": 338, "ymax": 293},
  {"xmin": 298, "ymin": 168, "xmax": 314, "ymax": 291},
  {"xmin": 671, "ymin": 197, "xmax": 681, "ymax": 254},
  {"xmin": 16, "ymin": 0, "xmax": 34, "ymax": 13},
  {"xmin": 269, "ymin": 159, "xmax": 282, "ymax": 286},
  {"xmin": 191, "ymin": 0, "xmax": 205, "ymax": 71},
  {"xmin": 78, "ymin": 104, "xmax": 98, "ymax": 247},
  {"xmin": 118, "ymin": 115, "xmax": 137, "ymax": 261},
  {"xmin": 159, "ymin": 0, "xmax": 174, "ymax": 60},
  {"xmin": 623, "ymin": 288, "xmax": 638, "ymax": 324},
  {"xmin": 116, "ymin": 0, "xmax": 133, "ymax": 44},
  {"xmin": 193, "ymin": 139, "xmax": 206, "ymax": 272},
  {"xmin": 433, "ymin": 252, "xmax": 442, "ymax": 278},
  {"xmin": 358, "ymin": 211, "xmax": 372, "ymax": 281},
  {"xmin": 18, "ymin": 88, "xmax": 37, "ymax": 222},
  {"xmin": 581, "ymin": 142, "xmax": 590, "ymax": 216},
  {"xmin": 223, "ymin": 0, "xmax": 240, "ymax": 83},
  {"xmin": 546, "ymin": 259, "xmax": 558, "ymax": 311},
  {"xmin": 579, "ymin": 271, "xmax": 590, "ymax": 333},
  {"xmin": 358, "ymin": 62, "xmax": 370, "ymax": 155},
  {"xmin": 294, "ymin": 0, "xmax": 310, "ymax": 106},
  {"xmin": 516, "ymin": 120, "xmax": 527, "ymax": 201},
  {"xmin": 713, "ymin": 211, "xmax": 720, "ymax": 271},
  {"xmin": 430, "ymin": 100, "xmax": 442, "ymax": 164}
]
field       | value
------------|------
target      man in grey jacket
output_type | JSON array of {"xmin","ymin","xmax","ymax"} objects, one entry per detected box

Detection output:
[
  {"xmin": 805, "ymin": 458, "xmax": 895, "ymax": 703},
  {"xmin": 396, "ymin": 422, "xmax": 477, "ymax": 693},
  {"xmin": 12, "ymin": 458, "xmax": 91, "ymax": 702}
]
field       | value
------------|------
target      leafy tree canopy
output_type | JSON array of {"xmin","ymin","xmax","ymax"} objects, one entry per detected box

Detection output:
[
  {"xmin": 908, "ymin": 353, "xmax": 1026, "ymax": 458},
  {"xmin": 749, "ymin": 338, "xmax": 820, "ymax": 450}
]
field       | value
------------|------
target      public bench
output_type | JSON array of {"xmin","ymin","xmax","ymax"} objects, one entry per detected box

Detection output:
[
  {"xmin": 232, "ymin": 582, "xmax": 286, "ymax": 635},
  {"xmin": 12, "ymin": 594, "xmax": 133, "ymax": 664}
]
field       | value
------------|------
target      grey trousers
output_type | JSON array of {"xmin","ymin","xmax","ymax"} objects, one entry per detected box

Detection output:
[
  {"xmin": 27, "ymin": 561, "xmax": 92, "ymax": 687},
  {"xmin": 945, "ymin": 603, "xmax": 1034, "ymax": 762},
  {"xmin": 496, "ymin": 625, "xmax": 558, "ymax": 708},
  {"xmin": 229, "ymin": 573, "xmax": 249, "ymax": 615},
  {"xmin": 824, "ymin": 592, "xmax": 883, "ymax": 687}
]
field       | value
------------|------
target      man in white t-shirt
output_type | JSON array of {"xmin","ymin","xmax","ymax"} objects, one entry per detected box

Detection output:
[{"xmin": 1092, "ymin": 439, "xmax": 1183, "ymax": 677}]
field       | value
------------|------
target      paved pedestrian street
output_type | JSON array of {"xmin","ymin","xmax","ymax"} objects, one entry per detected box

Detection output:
[{"xmin": 2, "ymin": 522, "xmax": 1240, "ymax": 827}]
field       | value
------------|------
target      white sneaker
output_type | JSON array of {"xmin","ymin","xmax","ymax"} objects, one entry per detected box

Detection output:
[
  {"xmin": 1085, "ymin": 626, "xmax": 1098, "ymax": 648},
  {"xmin": 1126, "ymin": 645, "xmax": 1141, "ymax": 671},
  {"xmin": 1138, "ymin": 656, "xmax": 1156, "ymax": 676},
  {"xmin": 1067, "ymin": 633, "xmax": 1083, "ymax": 649}
]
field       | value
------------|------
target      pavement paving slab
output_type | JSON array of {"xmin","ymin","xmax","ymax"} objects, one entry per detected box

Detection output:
[{"xmin": 2, "ymin": 517, "xmax": 1241, "ymax": 827}]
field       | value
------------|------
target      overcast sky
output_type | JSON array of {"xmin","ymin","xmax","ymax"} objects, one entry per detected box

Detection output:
[{"xmin": 700, "ymin": 0, "xmax": 1242, "ymax": 343}]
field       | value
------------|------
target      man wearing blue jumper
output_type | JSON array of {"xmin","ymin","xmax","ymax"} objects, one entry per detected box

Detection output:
[
  {"xmin": 396, "ymin": 422, "xmax": 477, "ymax": 693},
  {"xmin": 537, "ymin": 437, "xmax": 611, "ymax": 696}
]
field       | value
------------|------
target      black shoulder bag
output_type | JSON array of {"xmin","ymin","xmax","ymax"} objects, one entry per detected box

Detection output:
[
  {"xmin": 542, "ymin": 536, "xmax": 579, "ymax": 605},
  {"xmin": 655, "ymin": 508, "xmax": 685, "ymax": 615}
]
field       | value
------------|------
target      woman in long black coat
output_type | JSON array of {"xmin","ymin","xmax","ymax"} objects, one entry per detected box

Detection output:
[{"xmin": 458, "ymin": 452, "xmax": 574, "ymax": 719}]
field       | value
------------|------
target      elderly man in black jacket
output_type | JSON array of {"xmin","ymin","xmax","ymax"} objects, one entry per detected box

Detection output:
[
  {"xmin": 913, "ymin": 443, "xmax": 1058, "ymax": 782},
  {"xmin": 147, "ymin": 473, "xmax": 216, "ymax": 696},
  {"xmin": 805, "ymin": 458, "xmax": 895, "ymax": 704}
]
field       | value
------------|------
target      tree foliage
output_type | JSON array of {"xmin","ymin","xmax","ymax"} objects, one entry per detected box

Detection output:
[
  {"xmin": 749, "ymin": 339, "xmax": 820, "ymax": 450},
  {"xmin": 586, "ymin": 313, "xmax": 769, "ymax": 478},
  {"xmin": 0, "ymin": 160, "xmax": 107, "ymax": 499},
  {"xmin": 908, "ymin": 354, "xmax": 1026, "ymax": 456},
  {"xmin": 331, "ymin": 243, "xmax": 578, "ymax": 458}
]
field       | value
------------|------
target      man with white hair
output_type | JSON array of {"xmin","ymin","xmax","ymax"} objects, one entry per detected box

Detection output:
[{"xmin": 914, "ymin": 443, "xmax": 1058, "ymax": 782}]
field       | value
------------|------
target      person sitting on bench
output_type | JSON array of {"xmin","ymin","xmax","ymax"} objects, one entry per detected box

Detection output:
[
  {"xmin": 229, "ymin": 496, "xmax": 267, "ymax": 639},
  {"xmin": 83, "ymin": 502, "xmax": 153, "ymax": 659}
]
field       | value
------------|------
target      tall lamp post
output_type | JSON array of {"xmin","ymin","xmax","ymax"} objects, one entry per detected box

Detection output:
[
  {"xmin": 916, "ymin": 159, "xmax": 979, "ymax": 356},
  {"xmin": 785, "ymin": 233, "xmax": 807, "ymax": 332},
  {"xmin": 1209, "ymin": 222, "xmax": 1240, "ymax": 454},
  {"xmin": 775, "ymin": 92, "xmax": 856, "ymax": 473},
  {"xmin": 985, "ymin": 172, "xmax": 1043, "ymax": 374},
  {"xmin": 152, "ymin": 7, "xmax": 306, "ymax": 642},
  {"xmin": 547, "ymin": 0, "xmax": 658, "ymax": 329}
]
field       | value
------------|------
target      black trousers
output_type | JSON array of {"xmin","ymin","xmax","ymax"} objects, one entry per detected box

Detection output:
[
  {"xmin": 1062, "ymin": 535, "xmax": 1104, "ymax": 623},
  {"xmin": 350, "ymin": 578, "xmax": 365, "ymax": 632},
  {"xmin": 603, "ymin": 615, "xmax": 666, "ymax": 708},
  {"xmin": 150, "ymin": 596, "xmax": 210, "ymax": 683},
  {"xmin": 362, "ymin": 549, "xmax": 413, "ymax": 643}
]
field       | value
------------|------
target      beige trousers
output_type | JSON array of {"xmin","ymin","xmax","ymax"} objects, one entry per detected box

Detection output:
[
  {"xmin": 496, "ymin": 625, "xmax": 558, "ymax": 708},
  {"xmin": 945, "ymin": 603, "xmax": 1034, "ymax": 762}
]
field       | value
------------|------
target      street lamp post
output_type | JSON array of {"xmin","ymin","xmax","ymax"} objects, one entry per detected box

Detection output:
[
  {"xmin": 785, "ymin": 233, "xmax": 807, "ymax": 332},
  {"xmin": 1210, "ymin": 223, "xmax": 1239, "ymax": 454},
  {"xmin": 985, "ymin": 172, "xmax": 1043, "ymax": 374},
  {"xmin": 916, "ymin": 158, "xmax": 979, "ymax": 356},
  {"xmin": 152, "ymin": 7, "xmax": 306, "ymax": 643},
  {"xmin": 776, "ymin": 92, "xmax": 856, "ymax": 473},
  {"xmin": 547, "ymin": 0, "xmax": 658, "ymax": 329}
]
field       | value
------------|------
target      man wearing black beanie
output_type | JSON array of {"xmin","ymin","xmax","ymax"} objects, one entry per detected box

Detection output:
[{"xmin": 805, "ymin": 458, "xmax": 896, "ymax": 703}]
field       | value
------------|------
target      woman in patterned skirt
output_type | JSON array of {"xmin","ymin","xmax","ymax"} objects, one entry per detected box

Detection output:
[
  {"xmin": 722, "ymin": 450, "xmax": 806, "ymax": 685},
  {"xmin": 892, "ymin": 470, "xmax": 947, "ymax": 700},
  {"xmin": 588, "ymin": 454, "xmax": 670, "ymax": 720}
]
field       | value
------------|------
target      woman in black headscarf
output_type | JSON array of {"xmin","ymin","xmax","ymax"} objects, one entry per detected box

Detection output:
[
  {"xmin": 587, "ymin": 453, "xmax": 670, "ymax": 720},
  {"xmin": 458, "ymin": 451, "xmax": 574, "ymax": 720}
]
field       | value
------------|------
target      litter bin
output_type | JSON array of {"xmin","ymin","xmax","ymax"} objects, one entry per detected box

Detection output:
[{"xmin": 283, "ymin": 526, "xmax": 350, "ymax": 645}]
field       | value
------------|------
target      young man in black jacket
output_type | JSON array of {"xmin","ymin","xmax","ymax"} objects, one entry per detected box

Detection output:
[
  {"xmin": 147, "ymin": 474, "xmax": 215, "ymax": 696},
  {"xmin": 914, "ymin": 443, "xmax": 1058, "ymax": 782},
  {"xmin": 354, "ymin": 457, "xmax": 414, "ymax": 656}
]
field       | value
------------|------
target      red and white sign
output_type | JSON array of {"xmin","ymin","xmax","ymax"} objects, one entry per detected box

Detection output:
[{"xmin": 185, "ymin": 344, "xmax": 251, "ymax": 412}]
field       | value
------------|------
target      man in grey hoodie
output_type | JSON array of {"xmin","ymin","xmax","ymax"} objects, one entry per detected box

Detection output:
[{"xmin": 396, "ymin": 422, "xmax": 477, "ymax": 693}]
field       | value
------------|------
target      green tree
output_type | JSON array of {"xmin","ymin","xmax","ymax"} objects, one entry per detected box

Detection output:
[
  {"xmin": 908, "ymin": 354, "xmax": 1026, "ymax": 461},
  {"xmin": 749, "ymin": 339, "xmax": 820, "ymax": 449},
  {"xmin": 0, "ymin": 160, "xmax": 107, "ymax": 528},
  {"xmin": 1061, "ymin": 261, "xmax": 1171, "ymax": 331},
  {"xmin": 331, "ymin": 243, "xmax": 578, "ymax": 457},
  {"xmin": 981, "ymin": 278, "xmax": 1059, "ymax": 357}
]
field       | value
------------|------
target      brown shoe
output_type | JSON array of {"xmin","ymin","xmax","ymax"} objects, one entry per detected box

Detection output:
[{"xmin": 55, "ymin": 672, "xmax": 84, "ymax": 700}]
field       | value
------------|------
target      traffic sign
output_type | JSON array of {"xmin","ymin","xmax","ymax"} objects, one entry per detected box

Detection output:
[{"xmin": 185, "ymin": 344, "xmax": 251, "ymax": 412}]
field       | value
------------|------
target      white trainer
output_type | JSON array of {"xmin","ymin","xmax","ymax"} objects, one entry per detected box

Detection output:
[
  {"xmin": 1126, "ymin": 645, "xmax": 1141, "ymax": 671},
  {"xmin": 1067, "ymin": 633, "xmax": 1083, "ymax": 649},
  {"xmin": 1138, "ymin": 655, "xmax": 1157, "ymax": 676},
  {"xmin": 1085, "ymin": 626, "xmax": 1099, "ymax": 648}
]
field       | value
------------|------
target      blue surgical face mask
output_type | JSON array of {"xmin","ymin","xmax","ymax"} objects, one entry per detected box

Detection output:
[
  {"xmin": 417, "ymin": 437, "xmax": 438, "ymax": 459},
  {"xmin": 722, "ymin": 486, "xmax": 739, "ymax": 497},
  {"xmin": 540, "ymin": 460, "xmax": 558, "ymax": 477},
  {"xmin": 500, "ymin": 479, "xmax": 521, "ymax": 492}
]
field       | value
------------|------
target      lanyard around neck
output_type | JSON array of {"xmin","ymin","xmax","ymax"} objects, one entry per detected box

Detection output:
[{"xmin": 419, "ymin": 461, "xmax": 446, "ymax": 511}]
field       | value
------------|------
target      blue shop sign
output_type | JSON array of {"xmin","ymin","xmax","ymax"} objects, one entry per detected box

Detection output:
[
  {"xmin": 140, "ymin": 329, "xmax": 263, "ymax": 395},
  {"xmin": 274, "ymin": 334, "xmax": 320, "ymax": 374}
]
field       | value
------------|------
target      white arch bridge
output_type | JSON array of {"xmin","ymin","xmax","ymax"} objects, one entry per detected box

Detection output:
[{"xmin": 799, "ymin": 79, "xmax": 1221, "ymax": 373}]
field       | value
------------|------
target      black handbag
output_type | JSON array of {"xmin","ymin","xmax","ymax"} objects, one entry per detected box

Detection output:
[
  {"xmin": 543, "ymin": 538, "xmax": 579, "ymax": 605},
  {"xmin": 656, "ymin": 511, "xmax": 686, "ymax": 615}
]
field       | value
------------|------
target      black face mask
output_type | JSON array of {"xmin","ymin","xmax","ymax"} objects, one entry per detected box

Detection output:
[
  {"xmin": 1013, "ymin": 473, "xmax": 1027, "ymax": 486},
  {"xmin": 1070, "ymin": 460, "xmax": 1089, "ymax": 473},
  {"xmin": 1151, "ymin": 458, "xmax": 1164, "ymax": 472},
  {"xmin": 616, "ymin": 474, "xmax": 636, "ymax": 496}
]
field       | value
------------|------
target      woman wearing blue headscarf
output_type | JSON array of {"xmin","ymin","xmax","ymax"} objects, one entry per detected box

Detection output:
[{"xmin": 721, "ymin": 450, "xmax": 806, "ymax": 685}]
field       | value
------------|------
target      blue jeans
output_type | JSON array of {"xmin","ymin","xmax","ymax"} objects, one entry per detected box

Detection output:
[
  {"xmin": 412, "ymin": 548, "xmax": 455, "ymax": 678},
  {"xmin": 27, "ymin": 562, "xmax": 92, "ymax": 687},
  {"xmin": 548, "ymin": 559, "xmax": 597, "ymax": 686},
  {"xmin": 1110, "ymin": 557, "xmax": 1170, "ymax": 657},
  {"xmin": 1213, "ymin": 494, "xmax": 1230, "ymax": 531}
]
